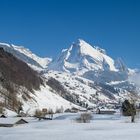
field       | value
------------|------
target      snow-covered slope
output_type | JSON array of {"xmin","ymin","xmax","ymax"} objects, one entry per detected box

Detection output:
[
  {"xmin": 20, "ymin": 85, "xmax": 77, "ymax": 114},
  {"xmin": 0, "ymin": 43, "xmax": 51, "ymax": 71},
  {"xmin": 44, "ymin": 71, "xmax": 136, "ymax": 108},
  {"xmin": 48, "ymin": 39, "xmax": 118, "ymax": 74}
]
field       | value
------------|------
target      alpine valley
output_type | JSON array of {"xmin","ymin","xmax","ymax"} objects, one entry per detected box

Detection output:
[{"xmin": 0, "ymin": 39, "xmax": 139, "ymax": 115}]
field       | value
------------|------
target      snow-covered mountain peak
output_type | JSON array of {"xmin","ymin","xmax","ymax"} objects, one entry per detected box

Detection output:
[
  {"xmin": 0, "ymin": 42, "xmax": 52, "ymax": 71},
  {"xmin": 48, "ymin": 39, "xmax": 117, "ymax": 73},
  {"xmin": 71, "ymin": 39, "xmax": 106, "ymax": 56},
  {"xmin": 11, "ymin": 44, "xmax": 52, "ymax": 68},
  {"xmin": 70, "ymin": 39, "xmax": 100, "ymax": 56}
]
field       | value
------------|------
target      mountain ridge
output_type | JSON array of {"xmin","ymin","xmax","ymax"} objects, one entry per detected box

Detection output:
[
  {"xmin": 0, "ymin": 39, "xmax": 139, "ymax": 115},
  {"xmin": 0, "ymin": 43, "xmax": 52, "ymax": 72},
  {"xmin": 48, "ymin": 39, "xmax": 129, "ymax": 75}
]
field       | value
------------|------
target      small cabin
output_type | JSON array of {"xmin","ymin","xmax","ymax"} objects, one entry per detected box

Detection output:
[
  {"xmin": 0, "ymin": 114, "xmax": 7, "ymax": 118},
  {"xmin": 87, "ymin": 107, "xmax": 94, "ymax": 111},
  {"xmin": 42, "ymin": 108, "xmax": 48, "ymax": 113},
  {"xmin": 96, "ymin": 108, "xmax": 116, "ymax": 115},
  {"xmin": 64, "ymin": 109, "xmax": 71, "ymax": 113},
  {"xmin": 71, "ymin": 107, "xmax": 79, "ymax": 113},
  {"xmin": 79, "ymin": 108, "xmax": 87, "ymax": 112},
  {"xmin": 0, "ymin": 118, "xmax": 28, "ymax": 127}
]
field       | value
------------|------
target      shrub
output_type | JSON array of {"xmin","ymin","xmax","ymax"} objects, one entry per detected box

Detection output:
[
  {"xmin": 122, "ymin": 100, "xmax": 135, "ymax": 116},
  {"xmin": 47, "ymin": 109, "xmax": 54, "ymax": 114},
  {"xmin": 64, "ymin": 108, "xmax": 71, "ymax": 113},
  {"xmin": 122, "ymin": 100, "xmax": 136, "ymax": 123},
  {"xmin": 76, "ymin": 113, "xmax": 92, "ymax": 123}
]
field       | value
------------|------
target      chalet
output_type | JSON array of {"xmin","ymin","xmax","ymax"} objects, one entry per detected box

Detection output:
[
  {"xmin": 0, "ymin": 118, "xmax": 28, "ymax": 127},
  {"xmin": 96, "ymin": 108, "xmax": 116, "ymax": 115},
  {"xmin": 71, "ymin": 107, "xmax": 79, "ymax": 113},
  {"xmin": 64, "ymin": 109, "xmax": 71, "ymax": 113},
  {"xmin": 0, "ymin": 114, "xmax": 7, "ymax": 118},
  {"xmin": 42, "ymin": 108, "xmax": 48, "ymax": 113},
  {"xmin": 79, "ymin": 108, "xmax": 87, "ymax": 112},
  {"xmin": 37, "ymin": 116, "xmax": 53, "ymax": 121},
  {"xmin": 87, "ymin": 105, "xmax": 96, "ymax": 111}
]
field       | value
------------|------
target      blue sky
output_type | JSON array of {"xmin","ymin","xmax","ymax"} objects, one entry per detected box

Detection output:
[{"xmin": 0, "ymin": 0, "xmax": 140, "ymax": 68}]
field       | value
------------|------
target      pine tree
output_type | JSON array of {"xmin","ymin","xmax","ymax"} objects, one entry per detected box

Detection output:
[{"xmin": 122, "ymin": 100, "xmax": 136, "ymax": 123}]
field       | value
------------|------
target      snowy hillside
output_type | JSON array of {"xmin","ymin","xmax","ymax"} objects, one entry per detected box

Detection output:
[
  {"xmin": 15, "ymin": 69, "xmax": 139, "ymax": 114},
  {"xmin": 44, "ymin": 71, "xmax": 138, "ymax": 108},
  {"xmin": 19, "ymin": 85, "xmax": 77, "ymax": 115},
  {"xmin": 0, "ymin": 48, "xmax": 74, "ymax": 114},
  {"xmin": 0, "ymin": 43, "xmax": 51, "ymax": 71}
]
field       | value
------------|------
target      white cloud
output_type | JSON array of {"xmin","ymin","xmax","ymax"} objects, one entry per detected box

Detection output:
[{"xmin": 129, "ymin": 73, "xmax": 140, "ymax": 87}]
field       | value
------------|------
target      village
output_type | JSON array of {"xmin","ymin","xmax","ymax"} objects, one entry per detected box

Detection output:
[
  {"xmin": 0, "ymin": 100, "xmax": 140, "ymax": 140},
  {"xmin": 0, "ymin": 99, "xmax": 139, "ymax": 127}
]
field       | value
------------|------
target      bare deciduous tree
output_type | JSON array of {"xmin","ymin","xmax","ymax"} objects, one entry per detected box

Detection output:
[{"xmin": 76, "ymin": 113, "xmax": 92, "ymax": 123}]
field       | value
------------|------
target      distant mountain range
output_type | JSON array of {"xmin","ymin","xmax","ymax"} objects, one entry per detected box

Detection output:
[
  {"xmin": 0, "ymin": 39, "xmax": 139, "ymax": 115},
  {"xmin": 0, "ymin": 43, "xmax": 51, "ymax": 71}
]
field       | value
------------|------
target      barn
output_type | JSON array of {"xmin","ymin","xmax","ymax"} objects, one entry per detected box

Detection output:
[
  {"xmin": 0, "ymin": 118, "xmax": 28, "ymax": 127},
  {"xmin": 96, "ymin": 108, "xmax": 116, "ymax": 115},
  {"xmin": 0, "ymin": 114, "xmax": 7, "ymax": 118}
]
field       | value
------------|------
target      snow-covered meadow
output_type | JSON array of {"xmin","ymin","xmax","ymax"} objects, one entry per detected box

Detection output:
[{"xmin": 0, "ymin": 113, "xmax": 140, "ymax": 140}]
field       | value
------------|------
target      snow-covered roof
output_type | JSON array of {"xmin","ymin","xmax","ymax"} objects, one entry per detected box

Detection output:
[{"xmin": 0, "ymin": 118, "xmax": 27, "ymax": 124}]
